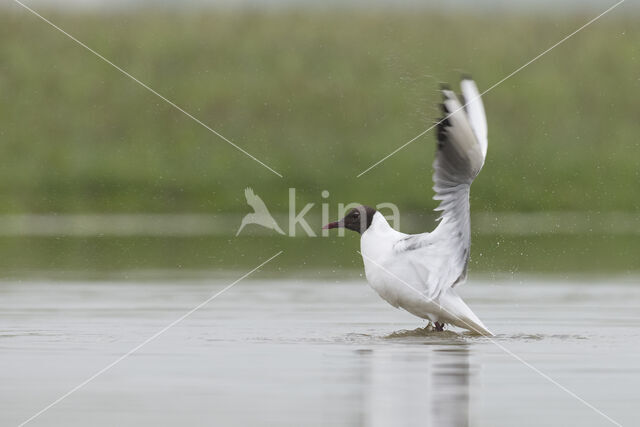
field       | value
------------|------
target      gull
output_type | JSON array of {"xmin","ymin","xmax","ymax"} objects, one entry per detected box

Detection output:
[
  {"xmin": 236, "ymin": 187, "xmax": 285, "ymax": 236},
  {"xmin": 324, "ymin": 78, "xmax": 492, "ymax": 335}
]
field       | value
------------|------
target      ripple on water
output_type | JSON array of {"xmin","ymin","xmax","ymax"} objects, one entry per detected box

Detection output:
[
  {"xmin": 497, "ymin": 333, "xmax": 589, "ymax": 341},
  {"xmin": 385, "ymin": 327, "xmax": 462, "ymax": 339}
]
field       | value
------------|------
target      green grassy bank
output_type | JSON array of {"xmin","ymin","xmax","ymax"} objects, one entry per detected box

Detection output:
[{"xmin": 1, "ymin": 9, "xmax": 639, "ymax": 214}]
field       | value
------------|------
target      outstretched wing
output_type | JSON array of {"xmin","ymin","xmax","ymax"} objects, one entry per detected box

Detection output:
[
  {"xmin": 244, "ymin": 187, "xmax": 269, "ymax": 214},
  {"xmin": 460, "ymin": 78, "xmax": 487, "ymax": 159},
  {"xmin": 395, "ymin": 78, "xmax": 488, "ymax": 297},
  {"xmin": 434, "ymin": 80, "xmax": 486, "ymax": 203}
]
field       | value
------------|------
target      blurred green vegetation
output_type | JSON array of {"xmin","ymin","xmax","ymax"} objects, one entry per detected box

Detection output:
[
  {"xmin": 0, "ymin": 8, "xmax": 639, "ymax": 277},
  {"xmin": 1, "ymin": 9, "xmax": 639, "ymax": 214},
  {"xmin": 0, "ymin": 232, "xmax": 638, "ymax": 278}
]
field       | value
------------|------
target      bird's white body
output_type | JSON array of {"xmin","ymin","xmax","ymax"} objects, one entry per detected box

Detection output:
[
  {"xmin": 357, "ymin": 78, "xmax": 493, "ymax": 335},
  {"xmin": 361, "ymin": 212, "xmax": 492, "ymax": 335}
]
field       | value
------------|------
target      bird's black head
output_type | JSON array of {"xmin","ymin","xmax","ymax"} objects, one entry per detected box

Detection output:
[{"xmin": 323, "ymin": 205, "xmax": 377, "ymax": 234}]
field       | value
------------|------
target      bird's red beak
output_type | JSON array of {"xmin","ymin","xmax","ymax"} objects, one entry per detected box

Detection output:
[{"xmin": 322, "ymin": 221, "xmax": 341, "ymax": 230}]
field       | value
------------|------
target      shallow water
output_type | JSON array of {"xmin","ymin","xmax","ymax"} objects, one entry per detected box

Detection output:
[{"xmin": 1, "ymin": 278, "xmax": 638, "ymax": 426}]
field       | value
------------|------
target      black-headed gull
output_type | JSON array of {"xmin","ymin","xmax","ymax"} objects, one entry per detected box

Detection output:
[{"xmin": 324, "ymin": 78, "xmax": 492, "ymax": 335}]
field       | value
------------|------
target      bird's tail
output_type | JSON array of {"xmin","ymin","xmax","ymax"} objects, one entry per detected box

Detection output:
[{"xmin": 441, "ymin": 290, "xmax": 493, "ymax": 336}]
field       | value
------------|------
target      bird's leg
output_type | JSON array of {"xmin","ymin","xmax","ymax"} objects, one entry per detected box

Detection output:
[{"xmin": 434, "ymin": 322, "xmax": 445, "ymax": 332}]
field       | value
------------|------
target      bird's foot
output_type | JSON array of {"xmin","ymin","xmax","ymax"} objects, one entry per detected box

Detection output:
[{"xmin": 434, "ymin": 322, "xmax": 445, "ymax": 332}]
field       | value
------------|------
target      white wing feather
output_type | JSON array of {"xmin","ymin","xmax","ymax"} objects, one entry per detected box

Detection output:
[
  {"xmin": 394, "ymin": 78, "xmax": 488, "ymax": 298},
  {"xmin": 460, "ymin": 78, "xmax": 488, "ymax": 159}
]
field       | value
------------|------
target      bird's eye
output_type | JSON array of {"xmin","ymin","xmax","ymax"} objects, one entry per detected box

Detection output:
[{"xmin": 353, "ymin": 212, "xmax": 360, "ymax": 217}]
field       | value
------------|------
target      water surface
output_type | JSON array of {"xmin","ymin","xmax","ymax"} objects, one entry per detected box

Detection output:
[{"xmin": 1, "ymin": 278, "xmax": 638, "ymax": 426}]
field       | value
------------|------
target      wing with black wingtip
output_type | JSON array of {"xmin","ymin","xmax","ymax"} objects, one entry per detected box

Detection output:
[{"xmin": 394, "ymin": 78, "xmax": 488, "ymax": 297}]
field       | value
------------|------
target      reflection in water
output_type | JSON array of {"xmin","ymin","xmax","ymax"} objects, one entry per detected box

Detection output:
[{"xmin": 356, "ymin": 344, "xmax": 471, "ymax": 427}]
